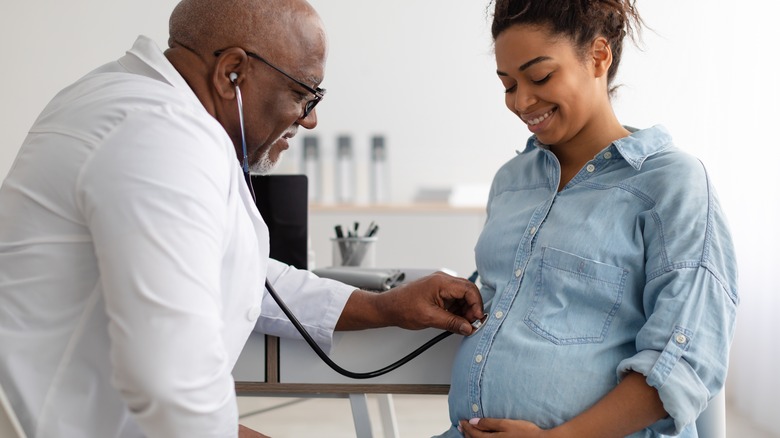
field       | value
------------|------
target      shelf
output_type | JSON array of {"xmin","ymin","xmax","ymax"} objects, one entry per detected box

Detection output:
[{"xmin": 309, "ymin": 203, "xmax": 485, "ymax": 214}]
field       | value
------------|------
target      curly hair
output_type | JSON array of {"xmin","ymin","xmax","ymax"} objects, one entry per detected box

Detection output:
[{"xmin": 489, "ymin": 0, "xmax": 643, "ymax": 90}]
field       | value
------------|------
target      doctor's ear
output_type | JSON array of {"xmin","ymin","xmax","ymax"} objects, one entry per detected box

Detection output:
[{"xmin": 212, "ymin": 47, "xmax": 249, "ymax": 98}]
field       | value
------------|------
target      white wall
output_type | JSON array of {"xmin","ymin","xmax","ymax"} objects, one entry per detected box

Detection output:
[
  {"xmin": 0, "ymin": 0, "xmax": 178, "ymax": 179},
  {"xmin": 1, "ymin": 0, "xmax": 778, "ymax": 433}
]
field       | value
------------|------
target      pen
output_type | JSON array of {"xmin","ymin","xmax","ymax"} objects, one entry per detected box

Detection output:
[
  {"xmin": 334, "ymin": 225, "xmax": 348, "ymax": 264},
  {"xmin": 363, "ymin": 221, "xmax": 376, "ymax": 238},
  {"xmin": 347, "ymin": 223, "xmax": 378, "ymax": 265}
]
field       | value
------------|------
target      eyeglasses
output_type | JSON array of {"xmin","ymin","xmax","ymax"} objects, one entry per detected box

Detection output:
[{"xmin": 214, "ymin": 49, "xmax": 326, "ymax": 118}]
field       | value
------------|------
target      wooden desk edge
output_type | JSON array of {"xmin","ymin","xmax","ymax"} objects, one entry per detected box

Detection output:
[
  {"xmin": 246, "ymin": 337, "xmax": 451, "ymax": 397},
  {"xmin": 236, "ymin": 382, "xmax": 450, "ymax": 396}
]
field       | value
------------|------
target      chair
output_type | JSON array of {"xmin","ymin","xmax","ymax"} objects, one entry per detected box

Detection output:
[
  {"xmin": 695, "ymin": 389, "xmax": 726, "ymax": 438},
  {"xmin": 0, "ymin": 382, "xmax": 27, "ymax": 438}
]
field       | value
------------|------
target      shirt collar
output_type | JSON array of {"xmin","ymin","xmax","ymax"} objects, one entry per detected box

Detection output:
[
  {"xmin": 117, "ymin": 35, "xmax": 199, "ymax": 104},
  {"xmin": 521, "ymin": 124, "xmax": 674, "ymax": 170}
]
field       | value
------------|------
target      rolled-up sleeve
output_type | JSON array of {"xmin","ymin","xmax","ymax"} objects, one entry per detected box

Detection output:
[
  {"xmin": 617, "ymin": 161, "xmax": 738, "ymax": 435},
  {"xmin": 618, "ymin": 265, "xmax": 737, "ymax": 434}
]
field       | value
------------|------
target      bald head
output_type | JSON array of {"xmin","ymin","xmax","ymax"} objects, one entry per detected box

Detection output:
[
  {"xmin": 169, "ymin": 0, "xmax": 326, "ymax": 66},
  {"xmin": 165, "ymin": 0, "xmax": 327, "ymax": 171}
]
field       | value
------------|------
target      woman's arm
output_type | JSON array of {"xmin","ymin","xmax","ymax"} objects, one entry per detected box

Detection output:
[
  {"xmin": 551, "ymin": 371, "xmax": 667, "ymax": 437},
  {"xmin": 461, "ymin": 371, "xmax": 667, "ymax": 438}
]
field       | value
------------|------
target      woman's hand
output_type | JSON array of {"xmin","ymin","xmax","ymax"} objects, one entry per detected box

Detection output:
[
  {"xmin": 459, "ymin": 418, "xmax": 550, "ymax": 438},
  {"xmin": 459, "ymin": 372, "xmax": 668, "ymax": 438},
  {"xmin": 239, "ymin": 424, "xmax": 271, "ymax": 438}
]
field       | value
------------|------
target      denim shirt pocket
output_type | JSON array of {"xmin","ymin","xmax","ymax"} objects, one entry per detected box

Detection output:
[{"xmin": 525, "ymin": 247, "xmax": 628, "ymax": 345}]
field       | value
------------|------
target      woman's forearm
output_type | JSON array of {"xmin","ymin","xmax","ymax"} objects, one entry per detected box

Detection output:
[{"xmin": 551, "ymin": 372, "xmax": 668, "ymax": 438}]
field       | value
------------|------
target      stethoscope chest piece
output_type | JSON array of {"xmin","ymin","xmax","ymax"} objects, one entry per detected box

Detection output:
[{"xmin": 469, "ymin": 314, "xmax": 489, "ymax": 336}]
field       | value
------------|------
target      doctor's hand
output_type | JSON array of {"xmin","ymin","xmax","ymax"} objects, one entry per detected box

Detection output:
[{"xmin": 336, "ymin": 271, "xmax": 483, "ymax": 335}]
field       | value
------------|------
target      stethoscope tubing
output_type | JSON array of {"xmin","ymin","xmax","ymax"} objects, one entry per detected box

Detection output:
[
  {"xmin": 234, "ymin": 79, "xmax": 462, "ymax": 378},
  {"xmin": 264, "ymin": 279, "xmax": 454, "ymax": 379}
]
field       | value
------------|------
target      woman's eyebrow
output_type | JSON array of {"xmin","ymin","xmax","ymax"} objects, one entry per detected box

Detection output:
[
  {"xmin": 519, "ymin": 56, "xmax": 552, "ymax": 71},
  {"xmin": 497, "ymin": 55, "xmax": 552, "ymax": 76}
]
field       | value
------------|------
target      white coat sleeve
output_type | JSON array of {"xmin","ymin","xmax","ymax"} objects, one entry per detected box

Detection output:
[
  {"xmin": 255, "ymin": 258, "xmax": 355, "ymax": 354},
  {"xmin": 79, "ymin": 109, "xmax": 239, "ymax": 437}
]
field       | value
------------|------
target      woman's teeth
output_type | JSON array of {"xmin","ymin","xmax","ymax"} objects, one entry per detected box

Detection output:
[{"xmin": 527, "ymin": 109, "xmax": 554, "ymax": 126}]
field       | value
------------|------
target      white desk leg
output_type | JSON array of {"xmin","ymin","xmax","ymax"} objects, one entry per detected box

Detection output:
[
  {"xmin": 349, "ymin": 393, "xmax": 374, "ymax": 438},
  {"xmin": 695, "ymin": 389, "xmax": 726, "ymax": 438},
  {"xmin": 377, "ymin": 394, "xmax": 400, "ymax": 438}
]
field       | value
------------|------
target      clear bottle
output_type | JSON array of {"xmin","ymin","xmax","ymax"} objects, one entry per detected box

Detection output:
[
  {"xmin": 335, "ymin": 135, "xmax": 354, "ymax": 204},
  {"xmin": 302, "ymin": 136, "xmax": 321, "ymax": 203},
  {"xmin": 370, "ymin": 135, "xmax": 388, "ymax": 204}
]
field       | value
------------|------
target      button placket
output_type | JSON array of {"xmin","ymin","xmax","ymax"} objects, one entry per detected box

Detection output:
[
  {"xmin": 468, "ymin": 275, "xmax": 519, "ymax": 420},
  {"xmin": 467, "ymin": 197, "xmax": 546, "ymax": 419}
]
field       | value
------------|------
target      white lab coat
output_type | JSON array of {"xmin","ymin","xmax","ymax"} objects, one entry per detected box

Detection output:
[{"xmin": 0, "ymin": 36, "xmax": 354, "ymax": 437}]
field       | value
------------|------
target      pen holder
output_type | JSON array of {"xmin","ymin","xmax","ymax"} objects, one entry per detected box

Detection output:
[{"xmin": 331, "ymin": 237, "xmax": 377, "ymax": 267}]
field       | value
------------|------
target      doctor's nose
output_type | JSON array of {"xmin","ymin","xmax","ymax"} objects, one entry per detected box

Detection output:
[{"xmin": 298, "ymin": 108, "xmax": 318, "ymax": 130}]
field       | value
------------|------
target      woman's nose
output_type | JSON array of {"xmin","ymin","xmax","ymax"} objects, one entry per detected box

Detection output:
[{"xmin": 512, "ymin": 87, "xmax": 537, "ymax": 113}]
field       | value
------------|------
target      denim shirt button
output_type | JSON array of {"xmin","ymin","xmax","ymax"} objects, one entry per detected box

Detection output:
[
  {"xmin": 515, "ymin": 268, "xmax": 523, "ymax": 278},
  {"xmin": 475, "ymin": 354, "xmax": 483, "ymax": 363},
  {"xmin": 494, "ymin": 311, "xmax": 504, "ymax": 319},
  {"xmin": 675, "ymin": 334, "xmax": 687, "ymax": 344},
  {"xmin": 472, "ymin": 404, "xmax": 479, "ymax": 413},
  {"xmin": 586, "ymin": 164, "xmax": 596, "ymax": 172},
  {"xmin": 529, "ymin": 226, "xmax": 537, "ymax": 235},
  {"xmin": 603, "ymin": 151, "xmax": 613, "ymax": 159}
]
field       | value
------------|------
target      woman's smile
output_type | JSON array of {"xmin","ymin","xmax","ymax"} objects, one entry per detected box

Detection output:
[{"xmin": 522, "ymin": 107, "xmax": 557, "ymax": 133}]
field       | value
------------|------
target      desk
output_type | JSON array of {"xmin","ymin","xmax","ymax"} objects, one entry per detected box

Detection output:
[
  {"xmin": 236, "ymin": 204, "xmax": 481, "ymax": 435},
  {"xmin": 233, "ymin": 326, "xmax": 462, "ymax": 437}
]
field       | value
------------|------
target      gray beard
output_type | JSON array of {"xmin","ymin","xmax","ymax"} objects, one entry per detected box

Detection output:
[{"xmin": 249, "ymin": 148, "xmax": 283, "ymax": 175}]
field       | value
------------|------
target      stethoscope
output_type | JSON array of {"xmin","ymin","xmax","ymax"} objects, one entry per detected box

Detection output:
[{"xmin": 230, "ymin": 73, "xmax": 486, "ymax": 378}]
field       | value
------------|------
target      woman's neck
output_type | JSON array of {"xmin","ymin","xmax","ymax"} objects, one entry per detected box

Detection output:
[{"xmin": 550, "ymin": 110, "xmax": 629, "ymax": 190}]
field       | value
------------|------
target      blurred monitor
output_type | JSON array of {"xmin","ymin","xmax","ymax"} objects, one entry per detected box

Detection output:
[{"xmin": 251, "ymin": 174, "xmax": 308, "ymax": 270}]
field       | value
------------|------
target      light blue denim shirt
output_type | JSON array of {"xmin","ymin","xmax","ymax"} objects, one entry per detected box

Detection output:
[{"xmin": 437, "ymin": 125, "xmax": 738, "ymax": 437}]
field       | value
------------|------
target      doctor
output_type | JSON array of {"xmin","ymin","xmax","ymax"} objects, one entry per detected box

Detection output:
[{"xmin": 0, "ymin": 0, "xmax": 484, "ymax": 436}]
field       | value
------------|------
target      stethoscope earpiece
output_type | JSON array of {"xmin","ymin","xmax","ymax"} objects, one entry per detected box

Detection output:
[{"xmin": 232, "ymin": 73, "xmax": 249, "ymax": 182}]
